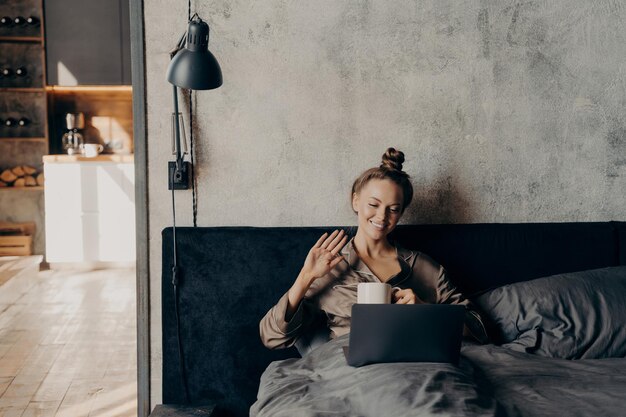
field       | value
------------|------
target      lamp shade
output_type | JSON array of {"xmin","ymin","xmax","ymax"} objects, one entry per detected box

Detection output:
[{"xmin": 167, "ymin": 19, "xmax": 223, "ymax": 90}]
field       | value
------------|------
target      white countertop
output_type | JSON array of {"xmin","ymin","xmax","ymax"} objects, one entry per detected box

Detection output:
[{"xmin": 43, "ymin": 154, "xmax": 134, "ymax": 163}]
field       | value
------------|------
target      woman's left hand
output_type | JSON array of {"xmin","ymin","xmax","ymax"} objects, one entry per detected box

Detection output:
[{"xmin": 392, "ymin": 288, "xmax": 423, "ymax": 304}]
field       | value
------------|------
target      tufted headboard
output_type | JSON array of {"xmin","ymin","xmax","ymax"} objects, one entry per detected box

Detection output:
[{"xmin": 162, "ymin": 222, "xmax": 626, "ymax": 416}]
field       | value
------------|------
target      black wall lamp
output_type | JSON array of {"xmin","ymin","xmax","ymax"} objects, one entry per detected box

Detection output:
[
  {"xmin": 165, "ymin": 13, "xmax": 222, "ymax": 405},
  {"xmin": 166, "ymin": 14, "xmax": 222, "ymax": 190}
]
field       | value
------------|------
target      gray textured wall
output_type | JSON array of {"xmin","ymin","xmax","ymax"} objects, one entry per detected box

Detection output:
[{"xmin": 144, "ymin": 0, "xmax": 626, "ymax": 406}]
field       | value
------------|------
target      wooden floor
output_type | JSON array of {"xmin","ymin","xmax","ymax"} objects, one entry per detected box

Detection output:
[{"xmin": 0, "ymin": 267, "xmax": 137, "ymax": 417}]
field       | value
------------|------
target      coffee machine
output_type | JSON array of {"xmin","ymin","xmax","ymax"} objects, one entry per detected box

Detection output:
[{"xmin": 61, "ymin": 113, "xmax": 85, "ymax": 155}]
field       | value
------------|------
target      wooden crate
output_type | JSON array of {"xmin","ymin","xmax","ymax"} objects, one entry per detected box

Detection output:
[
  {"xmin": 0, "ymin": 222, "xmax": 35, "ymax": 256},
  {"xmin": 0, "ymin": 235, "xmax": 32, "ymax": 256}
]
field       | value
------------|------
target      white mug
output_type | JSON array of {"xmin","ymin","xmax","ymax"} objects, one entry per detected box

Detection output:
[
  {"xmin": 82, "ymin": 143, "xmax": 104, "ymax": 157},
  {"xmin": 357, "ymin": 282, "xmax": 398, "ymax": 304}
]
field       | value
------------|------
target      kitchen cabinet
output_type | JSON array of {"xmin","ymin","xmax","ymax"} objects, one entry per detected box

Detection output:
[
  {"xmin": 44, "ymin": 156, "xmax": 135, "ymax": 264},
  {"xmin": 44, "ymin": 0, "xmax": 131, "ymax": 85}
]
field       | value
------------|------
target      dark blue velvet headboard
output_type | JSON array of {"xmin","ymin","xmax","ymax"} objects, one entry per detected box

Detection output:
[{"xmin": 162, "ymin": 222, "xmax": 626, "ymax": 416}]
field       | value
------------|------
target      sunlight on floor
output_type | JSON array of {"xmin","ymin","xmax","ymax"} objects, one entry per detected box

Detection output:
[{"xmin": 0, "ymin": 267, "xmax": 137, "ymax": 417}]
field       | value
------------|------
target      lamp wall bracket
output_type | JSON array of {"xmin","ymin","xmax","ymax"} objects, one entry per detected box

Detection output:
[{"xmin": 168, "ymin": 161, "xmax": 192, "ymax": 190}]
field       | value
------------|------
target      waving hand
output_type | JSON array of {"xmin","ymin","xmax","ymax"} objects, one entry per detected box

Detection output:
[
  {"xmin": 301, "ymin": 229, "xmax": 348, "ymax": 284},
  {"xmin": 286, "ymin": 230, "xmax": 348, "ymax": 318}
]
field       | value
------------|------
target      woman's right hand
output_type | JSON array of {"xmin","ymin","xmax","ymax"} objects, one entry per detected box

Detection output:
[
  {"xmin": 286, "ymin": 230, "xmax": 348, "ymax": 318},
  {"xmin": 301, "ymin": 230, "xmax": 348, "ymax": 284}
]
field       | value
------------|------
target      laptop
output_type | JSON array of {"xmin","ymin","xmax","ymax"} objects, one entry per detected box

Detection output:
[{"xmin": 344, "ymin": 304, "xmax": 465, "ymax": 367}]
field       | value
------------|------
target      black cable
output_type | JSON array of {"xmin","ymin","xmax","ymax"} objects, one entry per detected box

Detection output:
[
  {"xmin": 190, "ymin": 91, "xmax": 197, "ymax": 227},
  {"xmin": 188, "ymin": 0, "xmax": 198, "ymax": 227},
  {"xmin": 172, "ymin": 186, "xmax": 190, "ymax": 403}
]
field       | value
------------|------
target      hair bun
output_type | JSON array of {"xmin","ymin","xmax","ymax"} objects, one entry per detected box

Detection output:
[{"xmin": 381, "ymin": 147, "xmax": 405, "ymax": 171}]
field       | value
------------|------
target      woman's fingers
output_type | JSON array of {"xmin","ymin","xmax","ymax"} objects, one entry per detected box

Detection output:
[
  {"xmin": 330, "ymin": 235, "xmax": 348, "ymax": 256},
  {"xmin": 393, "ymin": 289, "xmax": 418, "ymax": 304},
  {"xmin": 398, "ymin": 295, "xmax": 413, "ymax": 304},
  {"xmin": 329, "ymin": 255, "xmax": 345, "ymax": 269},
  {"xmin": 327, "ymin": 230, "xmax": 345, "ymax": 251},
  {"xmin": 320, "ymin": 230, "xmax": 340, "ymax": 249},
  {"xmin": 313, "ymin": 232, "xmax": 329, "ymax": 248},
  {"xmin": 311, "ymin": 230, "xmax": 347, "ymax": 274}
]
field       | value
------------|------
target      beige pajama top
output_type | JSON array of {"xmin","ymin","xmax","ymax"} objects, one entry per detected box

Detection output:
[{"xmin": 260, "ymin": 238, "xmax": 487, "ymax": 350}]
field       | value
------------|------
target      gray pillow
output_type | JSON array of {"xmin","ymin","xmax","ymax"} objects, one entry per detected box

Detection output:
[{"xmin": 474, "ymin": 266, "xmax": 626, "ymax": 359}]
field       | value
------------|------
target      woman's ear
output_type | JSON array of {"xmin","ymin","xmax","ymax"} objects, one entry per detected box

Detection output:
[{"xmin": 352, "ymin": 193, "xmax": 359, "ymax": 213}]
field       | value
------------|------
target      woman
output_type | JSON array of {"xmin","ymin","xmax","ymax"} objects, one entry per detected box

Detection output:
[{"xmin": 260, "ymin": 148, "xmax": 487, "ymax": 350}]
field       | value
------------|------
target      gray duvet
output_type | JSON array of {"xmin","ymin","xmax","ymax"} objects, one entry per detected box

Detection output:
[
  {"xmin": 251, "ymin": 334, "xmax": 501, "ymax": 417},
  {"xmin": 251, "ymin": 335, "xmax": 626, "ymax": 417},
  {"xmin": 463, "ymin": 343, "xmax": 626, "ymax": 417}
]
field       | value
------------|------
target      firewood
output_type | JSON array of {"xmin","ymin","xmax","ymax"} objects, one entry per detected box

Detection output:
[
  {"xmin": 13, "ymin": 178, "xmax": 26, "ymax": 187},
  {"xmin": 0, "ymin": 180, "xmax": 7, "ymax": 187},
  {"xmin": 12, "ymin": 166, "xmax": 25, "ymax": 177},
  {"xmin": 22, "ymin": 165, "xmax": 37, "ymax": 175},
  {"xmin": 36, "ymin": 173, "xmax": 44, "ymax": 186},
  {"xmin": 24, "ymin": 175, "xmax": 36, "ymax": 186},
  {"xmin": 0, "ymin": 169, "xmax": 17, "ymax": 183}
]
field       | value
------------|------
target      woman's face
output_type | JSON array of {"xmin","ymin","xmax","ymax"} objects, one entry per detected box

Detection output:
[{"xmin": 352, "ymin": 179, "xmax": 404, "ymax": 241}]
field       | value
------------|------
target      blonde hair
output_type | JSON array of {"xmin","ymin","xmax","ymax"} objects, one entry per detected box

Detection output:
[{"xmin": 351, "ymin": 148, "xmax": 413, "ymax": 213}]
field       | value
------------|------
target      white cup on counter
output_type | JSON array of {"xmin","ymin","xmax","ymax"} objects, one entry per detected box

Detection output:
[{"xmin": 81, "ymin": 144, "xmax": 104, "ymax": 157}]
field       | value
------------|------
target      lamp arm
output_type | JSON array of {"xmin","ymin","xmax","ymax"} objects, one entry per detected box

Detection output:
[{"xmin": 172, "ymin": 84, "xmax": 183, "ymax": 171}]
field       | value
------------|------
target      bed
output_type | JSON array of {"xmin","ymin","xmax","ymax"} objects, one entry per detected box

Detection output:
[{"xmin": 161, "ymin": 222, "xmax": 626, "ymax": 416}]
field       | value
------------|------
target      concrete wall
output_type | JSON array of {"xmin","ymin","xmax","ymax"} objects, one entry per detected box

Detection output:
[{"xmin": 144, "ymin": 0, "xmax": 626, "ymax": 406}]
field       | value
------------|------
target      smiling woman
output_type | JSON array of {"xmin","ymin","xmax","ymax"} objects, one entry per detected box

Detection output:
[
  {"xmin": 350, "ymin": 149, "xmax": 412, "ymax": 281},
  {"xmin": 259, "ymin": 148, "xmax": 489, "ymax": 351},
  {"xmin": 349, "ymin": 150, "xmax": 411, "ymax": 286}
]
